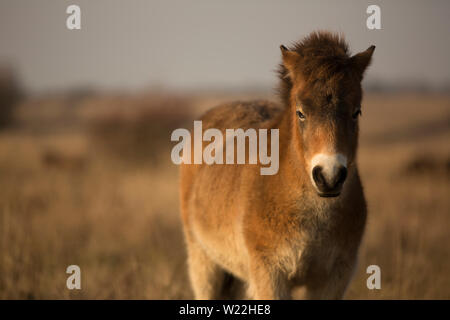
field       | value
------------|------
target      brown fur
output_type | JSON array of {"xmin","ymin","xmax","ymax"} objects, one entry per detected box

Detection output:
[{"xmin": 180, "ymin": 31, "xmax": 374, "ymax": 299}]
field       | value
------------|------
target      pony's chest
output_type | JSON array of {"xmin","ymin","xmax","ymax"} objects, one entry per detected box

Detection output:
[{"xmin": 285, "ymin": 228, "xmax": 343, "ymax": 284}]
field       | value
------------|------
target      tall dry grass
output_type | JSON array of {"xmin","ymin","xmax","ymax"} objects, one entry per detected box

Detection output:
[{"xmin": 0, "ymin": 91, "xmax": 448, "ymax": 299}]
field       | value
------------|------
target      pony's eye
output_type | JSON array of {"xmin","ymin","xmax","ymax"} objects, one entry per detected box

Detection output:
[
  {"xmin": 296, "ymin": 110, "xmax": 306, "ymax": 120},
  {"xmin": 352, "ymin": 109, "xmax": 362, "ymax": 120}
]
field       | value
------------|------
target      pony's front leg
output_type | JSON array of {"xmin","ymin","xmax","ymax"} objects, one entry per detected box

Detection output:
[
  {"xmin": 186, "ymin": 238, "xmax": 226, "ymax": 300},
  {"xmin": 247, "ymin": 257, "xmax": 291, "ymax": 300}
]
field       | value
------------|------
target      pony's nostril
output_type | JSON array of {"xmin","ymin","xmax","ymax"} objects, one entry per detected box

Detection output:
[
  {"xmin": 335, "ymin": 166, "xmax": 347, "ymax": 186},
  {"xmin": 312, "ymin": 166, "xmax": 326, "ymax": 189}
]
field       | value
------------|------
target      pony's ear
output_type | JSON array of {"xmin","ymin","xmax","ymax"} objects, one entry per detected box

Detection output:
[
  {"xmin": 350, "ymin": 45, "xmax": 375, "ymax": 78},
  {"xmin": 280, "ymin": 45, "xmax": 300, "ymax": 79}
]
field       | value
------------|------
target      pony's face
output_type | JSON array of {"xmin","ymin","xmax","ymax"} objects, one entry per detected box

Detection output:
[
  {"xmin": 294, "ymin": 76, "xmax": 361, "ymax": 197},
  {"xmin": 281, "ymin": 43, "xmax": 374, "ymax": 197}
]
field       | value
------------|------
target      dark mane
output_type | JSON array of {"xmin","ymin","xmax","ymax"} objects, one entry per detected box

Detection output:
[{"xmin": 277, "ymin": 31, "xmax": 352, "ymax": 106}]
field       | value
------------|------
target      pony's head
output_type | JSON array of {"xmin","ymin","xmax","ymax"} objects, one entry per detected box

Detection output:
[{"xmin": 279, "ymin": 32, "xmax": 374, "ymax": 197}]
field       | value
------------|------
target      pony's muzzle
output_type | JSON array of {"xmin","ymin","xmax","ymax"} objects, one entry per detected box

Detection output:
[
  {"xmin": 312, "ymin": 164, "xmax": 347, "ymax": 197},
  {"xmin": 310, "ymin": 153, "xmax": 348, "ymax": 197},
  {"xmin": 312, "ymin": 166, "xmax": 347, "ymax": 197}
]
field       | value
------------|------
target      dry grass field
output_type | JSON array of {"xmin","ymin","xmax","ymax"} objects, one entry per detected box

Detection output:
[{"xmin": 0, "ymin": 90, "xmax": 449, "ymax": 299}]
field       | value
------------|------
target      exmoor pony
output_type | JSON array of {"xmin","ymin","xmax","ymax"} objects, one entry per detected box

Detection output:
[{"xmin": 180, "ymin": 31, "xmax": 375, "ymax": 299}]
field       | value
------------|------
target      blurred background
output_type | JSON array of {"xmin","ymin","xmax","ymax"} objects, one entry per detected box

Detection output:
[{"xmin": 0, "ymin": 0, "xmax": 449, "ymax": 299}]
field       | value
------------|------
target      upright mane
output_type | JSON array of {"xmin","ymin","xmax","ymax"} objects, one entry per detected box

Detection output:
[{"xmin": 277, "ymin": 31, "xmax": 352, "ymax": 106}]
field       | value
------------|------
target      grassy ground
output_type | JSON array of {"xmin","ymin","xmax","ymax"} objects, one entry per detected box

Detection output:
[{"xmin": 0, "ymin": 91, "xmax": 448, "ymax": 299}]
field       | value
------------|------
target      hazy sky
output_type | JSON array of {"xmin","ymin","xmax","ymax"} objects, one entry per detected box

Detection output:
[{"xmin": 0, "ymin": 0, "xmax": 449, "ymax": 93}]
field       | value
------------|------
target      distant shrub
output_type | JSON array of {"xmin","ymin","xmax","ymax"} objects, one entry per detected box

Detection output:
[
  {"xmin": 403, "ymin": 154, "xmax": 450, "ymax": 177},
  {"xmin": 42, "ymin": 149, "xmax": 88, "ymax": 171},
  {"xmin": 0, "ymin": 67, "xmax": 22, "ymax": 128},
  {"xmin": 89, "ymin": 94, "xmax": 193, "ymax": 164}
]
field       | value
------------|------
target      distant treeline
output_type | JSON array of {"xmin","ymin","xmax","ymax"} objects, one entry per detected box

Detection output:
[
  {"xmin": 0, "ymin": 67, "xmax": 22, "ymax": 128},
  {"xmin": 364, "ymin": 80, "xmax": 450, "ymax": 94}
]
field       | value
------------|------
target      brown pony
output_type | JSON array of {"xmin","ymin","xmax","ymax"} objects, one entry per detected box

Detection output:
[{"xmin": 180, "ymin": 31, "xmax": 374, "ymax": 299}]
